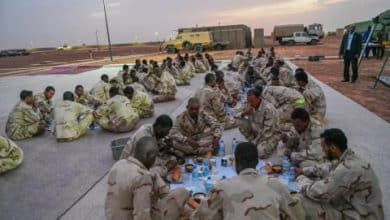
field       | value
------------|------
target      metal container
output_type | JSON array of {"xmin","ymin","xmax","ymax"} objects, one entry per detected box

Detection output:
[{"xmin": 110, "ymin": 137, "xmax": 131, "ymax": 160}]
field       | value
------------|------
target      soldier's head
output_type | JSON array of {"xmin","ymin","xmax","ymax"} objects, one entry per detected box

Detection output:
[
  {"xmin": 122, "ymin": 64, "xmax": 129, "ymax": 71},
  {"xmin": 247, "ymin": 86, "xmax": 263, "ymax": 108},
  {"xmin": 142, "ymin": 59, "xmax": 148, "ymax": 65},
  {"xmin": 294, "ymin": 69, "xmax": 308, "ymax": 88},
  {"xmin": 123, "ymin": 86, "xmax": 134, "ymax": 100},
  {"xmin": 135, "ymin": 59, "xmax": 141, "ymax": 66},
  {"xmin": 75, "ymin": 85, "xmax": 84, "ymax": 96},
  {"xmin": 266, "ymin": 57, "xmax": 274, "ymax": 68},
  {"xmin": 234, "ymin": 142, "xmax": 258, "ymax": 174},
  {"xmin": 205, "ymin": 73, "xmax": 216, "ymax": 88},
  {"xmin": 44, "ymin": 86, "xmax": 55, "ymax": 100},
  {"xmin": 320, "ymin": 128, "xmax": 348, "ymax": 161},
  {"xmin": 153, "ymin": 114, "xmax": 173, "ymax": 139},
  {"xmin": 134, "ymin": 136, "xmax": 159, "ymax": 169},
  {"xmin": 20, "ymin": 90, "xmax": 34, "ymax": 105},
  {"xmin": 348, "ymin": 24, "xmax": 356, "ymax": 33},
  {"xmin": 63, "ymin": 91, "xmax": 75, "ymax": 101},
  {"xmin": 291, "ymin": 108, "xmax": 310, "ymax": 134},
  {"xmin": 274, "ymin": 59, "xmax": 284, "ymax": 68},
  {"xmin": 109, "ymin": 87, "xmax": 120, "ymax": 98},
  {"xmin": 166, "ymin": 57, "xmax": 173, "ymax": 68},
  {"xmin": 110, "ymin": 79, "xmax": 118, "ymax": 87},
  {"xmin": 101, "ymin": 74, "xmax": 109, "ymax": 83},
  {"xmin": 270, "ymin": 67, "xmax": 280, "ymax": 86},
  {"xmin": 187, "ymin": 97, "xmax": 200, "ymax": 119}
]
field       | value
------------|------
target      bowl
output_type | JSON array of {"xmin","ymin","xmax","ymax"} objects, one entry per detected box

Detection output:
[
  {"xmin": 195, "ymin": 157, "xmax": 204, "ymax": 164},
  {"xmin": 185, "ymin": 164, "xmax": 194, "ymax": 173}
]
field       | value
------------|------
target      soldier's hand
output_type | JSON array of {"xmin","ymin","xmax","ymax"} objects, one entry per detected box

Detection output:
[{"xmin": 241, "ymin": 107, "xmax": 254, "ymax": 117}]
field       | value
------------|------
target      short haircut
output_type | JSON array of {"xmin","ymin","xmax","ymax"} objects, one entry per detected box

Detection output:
[
  {"xmin": 123, "ymin": 64, "xmax": 129, "ymax": 70},
  {"xmin": 142, "ymin": 59, "xmax": 147, "ymax": 64},
  {"xmin": 270, "ymin": 67, "xmax": 279, "ymax": 79},
  {"xmin": 109, "ymin": 87, "xmax": 120, "ymax": 97},
  {"xmin": 101, "ymin": 74, "xmax": 109, "ymax": 81},
  {"xmin": 123, "ymin": 86, "xmax": 134, "ymax": 97},
  {"xmin": 45, "ymin": 86, "xmax": 55, "ymax": 93},
  {"xmin": 20, "ymin": 90, "xmax": 33, "ymax": 100},
  {"xmin": 291, "ymin": 108, "xmax": 310, "ymax": 121},
  {"xmin": 75, "ymin": 85, "xmax": 83, "ymax": 90},
  {"xmin": 247, "ymin": 85, "xmax": 263, "ymax": 97},
  {"xmin": 295, "ymin": 68, "xmax": 305, "ymax": 74},
  {"xmin": 235, "ymin": 142, "xmax": 258, "ymax": 168},
  {"xmin": 320, "ymin": 128, "xmax": 348, "ymax": 152},
  {"xmin": 215, "ymin": 70, "xmax": 224, "ymax": 79},
  {"xmin": 187, "ymin": 97, "xmax": 199, "ymax": 106},
  {"xmin": 295, "ymin": 70, "xmax": 308, "ymax": 83},
  {"xmin": 154, "ymin": 114, "xmax": 173, "ymax": 128},
  {"xmin": 63, "ymin": 91, "xmax": 74, "ymax": 101},
  {"xmin": 134, "ymin": 136, "xmax": 158, "ymax": 158},
  {"xmin": 276, "ymin": 59, "xmax": 284, "ymax": 65},
  {"xmin": 205, "ymin": 73, "xmax": 215, "ymax": 84}
]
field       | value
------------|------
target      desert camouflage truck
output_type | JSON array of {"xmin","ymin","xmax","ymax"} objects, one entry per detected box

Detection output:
[{"xmin": 162, "ymin": 31, "xmax": 229, "ymax": 54}]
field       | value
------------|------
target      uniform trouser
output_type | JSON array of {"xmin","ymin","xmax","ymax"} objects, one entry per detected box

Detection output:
[
  {"xmin": 0, "ymin": 137, "xmax": 24, "ymax": 174},
  {"xmin": 238, "ymin": 118, "xmax": 279, "ymax": 159},
  {"xmin": 299, "ymin": 195, "xmax": 342, "ymax": 220},
  {"xmin": 153, "ymin": 94, "xmax": 175, "ymax": 103},
  {"xmin": 57, "ymin": 114, "xmax": 94, "ymax": 142},
  {"xmin": 6, "ymin": 122, "xmax": 41, "ymax": 141},
  {"xmin": 152, "ymin": 188, "xmax": 190, "ymax": 220},
  {"xmin": 343, "ymin": 51, "xmax": 358, "ymax": 81},
  {"xmin": 99, "ymin": 116, "xmax": 139, "ymax": 133},
  {"xmin": 172, "ymin": 135, "xmax": 214, "ymax": 157}
]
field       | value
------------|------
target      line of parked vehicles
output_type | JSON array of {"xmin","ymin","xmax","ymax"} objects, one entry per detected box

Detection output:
[{"xmin": 0, "ymin": 49, "xmax": 30, "ymax": 57}]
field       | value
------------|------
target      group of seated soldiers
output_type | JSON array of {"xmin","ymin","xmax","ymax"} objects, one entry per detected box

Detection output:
[{"xmin": 1, "ymin": 49, "xmax": 383, "ymax": 219}]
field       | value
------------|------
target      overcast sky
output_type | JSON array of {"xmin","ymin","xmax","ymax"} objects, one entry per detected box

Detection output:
[{"xmin": 0, "ymin": 0, "xmax": 389, "ymax": 49}]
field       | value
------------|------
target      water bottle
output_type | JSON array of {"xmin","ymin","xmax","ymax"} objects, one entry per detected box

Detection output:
[
  {"xmin": 231, "ymin": 138, "xmax": 237, "ymax": 154},
  {"xmin": 191, "ymin": 165, "xmax": 199, "ymax": 180},
  {"xmin": 219, "ymin": 140, "xmax": 226, "ymax": 157},
  {"xmin": 202, "ymin": 160, "xmax": 210, "ymax": 177},
  {"xmin": 288, "ymin": 167, "xmax": 296, "ymax": 181},
  {"xmin": 204, "ymin": 177, "xmax": 214, "ymax": 194},
  {"xmin": 282, "ymin": 156, "xmax": 291, "ymax": 172}
]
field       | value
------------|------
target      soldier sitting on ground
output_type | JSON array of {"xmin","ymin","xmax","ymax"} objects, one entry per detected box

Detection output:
[
  {"xmin": 151, "ymin": 66, "xmax": 177, "ymax": 103},
  {"xmin": 6, "ymin": 90, "xmax": 46, "ymax": 140},
  {"xmin": 90, "ymin": 74, "xmax": 111, "ymax": 105},
  {"xmin": 297, "ymin": 128, "xmax": 384, "ymax": 220},
  {"xmin": 123, "ymin": 86, "xmax": 154, "ymax": 119},
  {"xmin": 94, "ymin": 87, "xmax": 139, "ymax": 133},
  {"xmin": 34, "ymin": 86, "xmax": 55, "ymax": 122},
  {"xmin": 192, "ymin": 142, "xmax": 305, "ymax": 219},
  {"xmin": 53, "ymin": 91, "xmax": 94, "ymax": 142},
  {"xmin": 0, "ymin": 136, "xmax": 24, "ymax": 174}
]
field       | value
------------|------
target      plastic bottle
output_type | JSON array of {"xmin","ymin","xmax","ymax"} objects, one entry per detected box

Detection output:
[
  {"xmin": 191, "ymin": 165, "xmax": 199, "ymax": 180},
  {"xmin": 219, "ymin": 140, "xmax": 226, "ymax": 157},
  {"xmin": 282, "ymin": 156, "xmax": 291, "ymax": 172},
  {"xmin": 288, "ymin": 167, "xmax": 296, "ymax": 181},
  {"xmin": 231, "ymin": 138, "xmax": 237, "ymax": 154},
  {"xmin": 204, "ymin": 177, "xmax": 214, "ymax": 193},
  {"xmin": 202, "ymin": 160, "xmax": 210, "ymax": 177}
]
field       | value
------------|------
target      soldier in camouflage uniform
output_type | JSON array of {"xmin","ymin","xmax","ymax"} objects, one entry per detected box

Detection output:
[
  {"xmin": 297, "ymin": 128, "xmax": 384, "ymax": 220},
  {"xmin": 53, "ymin": 91, "xmax": 94, "ymax": 142},
  {"xmin": 195, "ymin": 73, "xmax": 237, "ymax": 130},
  {"xmin": 123, "ymin": 86, "xmax": 154, "ymax": 119},
  {"xmin": 129, "ymin": 72, "xmax": 148, "ymax": 93},
  {"xmin": 90, "ymin": 74, "xmax": 111, "ymax": 104},
  {"xmin": 169, "ymin": 98, "xmax": 223, "ymax": 157},
  {"xmin": 73, "ymin": 85, "xmax": 100, "ymax": 107},
  {"xmin": 194, "ymin": 53, "xmax": 208, "ymax": 73},
  {"xmin": 120, "ymin": 115, "xmax": 176, "ymax": 177},
  {"xmin": 192, "ymin": 142, "xmax": 305, "ymax": 220},
  {"xmin": 237, "ymin": 87, "xmax": 281, "ymax": 159},
  {"xmin": 94, "ymin": 87, "xmax": 139, "ymax": 133},
  {"xmin": 185, "ymin": 55, "xmax": 195, "ymax": 77},
  {"xmin": 165, "ymin": 57, "xmax": 180, "ymax": 79},
  {"xmin": 274, "ymin": 60, "xmax": 296, "ymax": 88},
  {"xmin": 34, "ymin": 86, "xmax": 55, "ymax": 122},
  {"xmin": 295, "ymin": 69, "xmax": 326, "ymax": 123},
  {"xmin": 117, "ymin": 64, "xmax": 129, "ymax": 78},
  {"xmin": 0, "ymin": 136, "xmax": 24, "ymax": 174},
  {"xmin": 282, "ymin": 108, "xmax": 324, "ymax": 168},
  {"xmin": 105, "ymin": 137, "xmax": 189, "ymax": 220},
  {"xmin": 6, "ymin": 90, "xmax": 46, "ymax": 140},
  {"xmin": 231, "ymin": 51, "xmax": 248, "ymax": 70},
  {"xmin": 113, "ymin": 71, "xmax": 132, "ymax": 91},
  {"xmin": 176, "ymin": 59, "xmax": 192, "ymax": 86},
  {"xmin": 262, "ymin": 84, "xmax": 306, "ymax": 131},
  {"xmin": 152, "ymin": 68, "xmax": 177, "ymax": 103}
]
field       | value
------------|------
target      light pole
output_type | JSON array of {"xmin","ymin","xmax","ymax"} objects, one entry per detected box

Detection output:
[{"xmin": 102, "ymin": 0, "xmax": 113, "ymax": 61}]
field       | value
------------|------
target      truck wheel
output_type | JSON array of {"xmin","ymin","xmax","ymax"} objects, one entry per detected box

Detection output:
[
  {"xmin": 214, "ymin": 44, "xmax": 223, "ymax": 50},
  {"xmin": 166, "ymin": 45, "xmax": 176, "ymax": 54},
  {"xmin": 288, "ymin": 40, "xmax": 295, "ymax": 46},
  {"xmin": 194, "ymin": 44, "xmax": 203, "ymax": 52},
  {"xmin": 183, "ymin": 41, "xmax": 192, "ymax": 50}
]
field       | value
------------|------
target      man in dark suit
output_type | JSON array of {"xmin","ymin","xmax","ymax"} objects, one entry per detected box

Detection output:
[{"xmin": 339, "ymin": 25, "xmax": 362, "ymax": 83}]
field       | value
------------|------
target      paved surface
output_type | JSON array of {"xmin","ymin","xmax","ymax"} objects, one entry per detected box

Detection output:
[{"xmin": 0, "ymin": 61, "xmax": 389, "ymax": 219}]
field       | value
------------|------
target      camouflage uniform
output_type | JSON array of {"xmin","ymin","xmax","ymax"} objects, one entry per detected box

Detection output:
[
  {"xmin": 6, "ymin": 101, "xmax": 43, "ymax": 140},
  {"xmin": 191, "ymin": 168, "xmax": 305, "ymax": 220},
  {"xmin": 238, "ymin": 100, "xmax": 281, "ymax": 159},
  {"xmin": 117, "ymin": 69, "xmax": 128, "ymax": 78},
  {"xmin": 194, "ymin": 60, "xmax": 207, "ymax": 73},
  {"xmin": 259, "ymin": 66, "xmax": 272, "ymax": 85},
  {"xmin": 186, "ymin": 61, "xmax": 196, "ymax": 77},
  {"xmin": 131, "ymin": 90, "xmax": 154, "ymax": 118},
  {"xmin": 195, "ymin": 85, "xmax": 237, "ymax": 129},
  {"xmin": 113, "ymin": 76, "xmax": 132, "ymax": 90},
  {"xmin": 165, "ymin": 66, "xmax": 180, "ymax": 79},
  {"xmin": 299, "ymin": 80, "xmax": 326, "ymax": 123},
  {"xmin": 279, "ymin": 66, "xmax": 296, "ymax": 88},
  {"xmin": 231, "ymin": 54, "xmax": 248, "ymax": 69},
  {"xmin": 90, "ymin": 80, "xmax": 111, "ymax": 104},
  {"xmin": 297, "ymin": 149, "xmax": 384, "ymax": 220},
  {"xmin": 53, "ymin": 100, "xmax": 94, "ymax": 142},
  {"xmin": 74, "ymin": 92, "xmax": 100, "ymax": 106},
  {"xmin": 284, "ymin": 118, "xmax": 325, "ymax": 168},
  {"xmin": 176, "ymin": 64, "xmax": 192, "ymax": 86},
  {"xmin": 262, "ymin": 86, "xmax": 306, "ymax": 131},
  {"xmin": 34, "ymin": 92, "xmax": 53, "ymax": 122},
  {"xmin": 0, "ymin": 136, "xmax": 24, "ymax": 174},
  {"xmin": 169, "ymin": 111, "xmax": 223, "ymax": 156},
  {"xmin": 153, "ymin": 70, "xmax": 177, "ymax": 103},
  {"xmin": 105, "ymin": 157, "xmax": 189, "ymax": 220},
  {"xmin": 94, "ymin": 95, "xmax": 140, "ymax": 133},
  {"xmin": 119, "ymin": 124, "xmax": 173, "ymax": 177},
  {"xmin": 143, "ymin": 73, "xmax": 158, "ymax": 92},
  {"xmin": 131, "ymin": 82, "xmax": 147, "ymax": 93}
]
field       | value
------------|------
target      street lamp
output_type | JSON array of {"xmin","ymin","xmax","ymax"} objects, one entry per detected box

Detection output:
[{"xmin": 102, "ymin": 0, "xmax": 113, "ymax": 61}]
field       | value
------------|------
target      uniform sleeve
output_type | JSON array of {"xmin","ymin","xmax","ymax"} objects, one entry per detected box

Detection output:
[
  {"xmin": 191, "ymin": 185, "xmax": 224, "ymax": 220},
  {"xmin": 133, "ymin": 174, "xmax": 154, "ymax": 220},
  {"xmin": 284, "ymin": 128, "xmax": 300, "ymax": 149},
  {"xmin": 204, "ymin": 112, "xmax": 223, "ymax": 138},
  {"xmin": 257, "ymin": 109, "xmax": 276, "ymax": 141},
  {"xmin": 209, "ymin": 91, "xmax": 226, "ymax": 119},
  {"xmin": 23, "ymin": 108, "xmax": 42, "ymax": 123},
  {"xmin": 292, "ymin": 124, "xmax": 324, "ymax": 161},
  {"xmin": 302, "ymin": 161, "xmax": 333, "ymax": 178},
  {"xmin": 169, "ymin": 116, "xmax": 188, "ymax": 143}
]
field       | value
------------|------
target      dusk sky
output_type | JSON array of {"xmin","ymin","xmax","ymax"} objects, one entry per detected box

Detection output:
[{"xmin": 1, "ymin": 0, "xmax": 389, "ymax": 49}]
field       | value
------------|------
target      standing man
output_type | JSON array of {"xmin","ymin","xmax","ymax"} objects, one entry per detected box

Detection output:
[{"xmin": 339, "ymin": 24, "xmax": 362, "ymax": 83}]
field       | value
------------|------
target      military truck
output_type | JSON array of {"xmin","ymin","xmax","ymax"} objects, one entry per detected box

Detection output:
[{"xmin": 161, "ymin": 31, "xmax": 229, "ymax": 53}]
